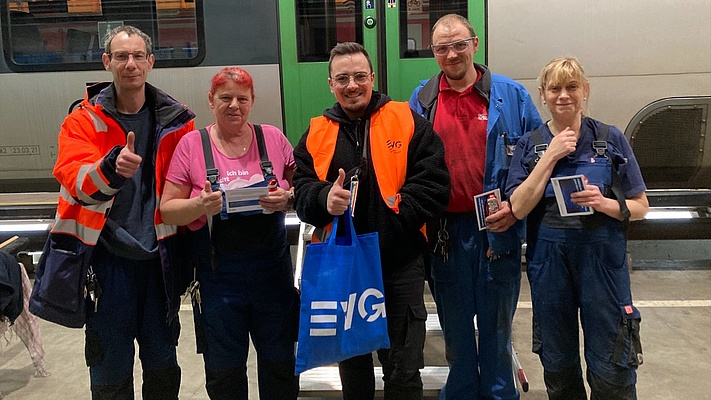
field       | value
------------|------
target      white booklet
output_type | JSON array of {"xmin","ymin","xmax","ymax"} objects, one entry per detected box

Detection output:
[
  {"xmin": 224, "ymin": 186, "xmax": 268, "ymax": 214},
  {"xmin": 550, "ymin": 175, "xmax": 594, "ymax": 216},
  {"xmin": 474, "ymin": 188, "xmax": 502, "ymax": 231}
]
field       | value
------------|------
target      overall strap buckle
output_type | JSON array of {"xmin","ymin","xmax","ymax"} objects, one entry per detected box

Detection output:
[
  {"xmin": 592, "ymin": 140, "xmax": 607, "ymax": 157},
  {"xmin": 534, "ymin": 143, "xmax": 548, "ymax": 163}
]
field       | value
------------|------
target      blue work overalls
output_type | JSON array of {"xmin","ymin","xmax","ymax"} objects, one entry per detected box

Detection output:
[
  {"xmin": 191, "ymin": 210, "xmax": 300, "ymax": 400},
  {"xmin": 526, "ymin": 147, "xmax": 642, "ymax": 400}
]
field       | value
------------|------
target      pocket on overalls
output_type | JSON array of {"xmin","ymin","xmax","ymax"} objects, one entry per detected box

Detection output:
[
  {"xmin": 190, "ymin": 257, "xmax": 208, "ymax": 354},
  {"xmin": 584, "ymin": 160, "xmax": 613, "ymax": 198},
  {"xmin": 34, "ymin": 234, "xmax": 91, "ymax": 314},
  {"xmin": 193, "ymin": 304, "xmax": 206, "ymax": 354},
  {"xmin": 489, "ymin": 251, "xmax": 521, "ymax": 283},
  {"xmin": 500, "ymin": 132, "xmax": 520, "ymax": 169},
  {"xmin": 532, "ymin": 313, "xmax": 542, "ymax": 355},
  {"xmin": 611, "ymin": 305, "xmax": 643, "ymax": 368},
  {"xmin": 85, "ymin": 328, "xmax": 103, "ymax": 367},
  {"xmin": 389, "ymin": 304, "xmax": 427, "ymax": 370},
  {"xmin": 595, "ymin": 237, "xmax": 627, "ymax": 271},
  {"xmin": 525, "ymin": 249, "xmax": 552, "ymax": 294}
]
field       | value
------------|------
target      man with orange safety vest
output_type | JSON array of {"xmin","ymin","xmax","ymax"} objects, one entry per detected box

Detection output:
[
  {"xmin": 29, "ymin": 25, "xmax": 195, "ymax": 399},
  {"xmin": 293, "ymin": 42, "xmax": 450, "ymax": 400}
]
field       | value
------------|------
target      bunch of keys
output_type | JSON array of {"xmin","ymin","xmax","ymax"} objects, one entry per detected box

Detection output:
[
  {"xmin": 433, "ymin": 218, "xmax": 449, "ymax": 263},
  {"xmin": 186, "ymin": 268, "xmax": 202, "ymax": 314},
  {"xmin": 85, "ymin": 266, "xmax": 102, "ymax": 313}
]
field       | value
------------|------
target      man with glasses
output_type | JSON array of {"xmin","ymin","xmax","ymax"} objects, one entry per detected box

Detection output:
[
  {"xmin": 409, "ymin": 14, "xmax": 542, "ymax": 400},
  {"xmin": 293, "ymin": 42, "xmax": 450, "ymax": 399},
  {"xmin": 30, "ymin": 25, "xmax": 195, "ymax": 399}
]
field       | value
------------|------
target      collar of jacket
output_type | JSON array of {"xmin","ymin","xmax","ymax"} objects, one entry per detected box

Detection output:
[
  {"xmin": 418, "ymin": 63, "xmax": 492, "ymax": 113},
  {"xmin": 86, "ymin": 82, "xmax": 195, "ymax": 129}
]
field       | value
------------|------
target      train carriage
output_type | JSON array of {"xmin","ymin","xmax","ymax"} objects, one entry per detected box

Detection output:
[
  {"xmin": 0, "ymin": 0, "xmax": 485, "ymax": 192},
  {"xmin": 0, "ymin": 0, "xmax": 709, "ymax": 235}
]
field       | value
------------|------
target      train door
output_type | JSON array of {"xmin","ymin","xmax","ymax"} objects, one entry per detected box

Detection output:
[{"xmin": 278, "ymin": 0, "xmax": 486, "ymax": 144}]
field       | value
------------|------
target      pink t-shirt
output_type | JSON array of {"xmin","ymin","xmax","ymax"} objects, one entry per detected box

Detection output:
[{"xmin": 166, "ymin": 123, "xmax": 295, "ymax": 230}]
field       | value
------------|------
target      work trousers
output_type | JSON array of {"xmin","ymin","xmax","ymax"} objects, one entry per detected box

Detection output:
[
  {"xmin": 85, "ymin": 245, "xmax": 180, "ymax": 400},
  {"xmin": 527, "ymin": 224, "xmax": 642, "ymax": 400},
  {"xmin": 193, "ymin": 231, "xmax": 300, "ymax": 400},
  {"xmin": 338, "ymin": 253, "xmax": 427, "ymax": 400},
  {"xmin": 431, "ymin": 214, "xmax": 521, "ymax": 400}
]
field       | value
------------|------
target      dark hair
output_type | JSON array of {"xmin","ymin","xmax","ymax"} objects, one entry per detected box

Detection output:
[
  {"xmin": 431, "ymin": 13, "xmax": 476, "ymax": 41},
  {"xmin": 328, "ymin": 42, "xmax": 373, "ymax": 76},
  {"xmin": 103, "ymin": 25, "xmax": 152, "ymax": 54}
]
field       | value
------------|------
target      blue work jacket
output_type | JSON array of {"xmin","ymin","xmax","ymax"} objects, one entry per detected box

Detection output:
[{"xmin": 409, "ymin": 63, "xmax": 542, "ymax": 255}]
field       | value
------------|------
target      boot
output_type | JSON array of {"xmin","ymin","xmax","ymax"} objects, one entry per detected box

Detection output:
[
  {"xmin": 205, "ymin": 366, "xmax": 248, "ymax": 400},
  {"xmin": 91, "ymin": 376, "xmax": 133, "ymax": 400},
  {"xmin": 258, "ymin": 360, "xmax": 300, "ymax": 400},
  {"xmin": 142, "ymin": 366, "xmax": 180, "ymax": 400},
  {"xmin": 588, "ymin": 369, "xmax": 637, "ymax": 400},
  {"xmin": 543, "ymin": 364, "xmax": 587, "ymax": 400}
]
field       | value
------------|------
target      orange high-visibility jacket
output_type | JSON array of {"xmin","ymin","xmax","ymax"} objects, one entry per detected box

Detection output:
[{"xmin": 30, "ymin": 82, "xmax": 195, "ymax": 328}]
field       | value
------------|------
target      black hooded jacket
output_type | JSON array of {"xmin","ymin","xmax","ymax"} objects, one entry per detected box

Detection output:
[{"xmin": 293, "ymin": 92, "xmax": 450, "ymax": 266}]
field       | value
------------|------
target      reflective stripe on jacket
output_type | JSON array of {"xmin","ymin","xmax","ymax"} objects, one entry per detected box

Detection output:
[{"xmin": 30, "ymin": 82, "xmax": 195, "ymax": 328}]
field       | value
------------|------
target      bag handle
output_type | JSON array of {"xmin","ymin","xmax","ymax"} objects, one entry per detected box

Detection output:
[{"xmin": 328, "ymin": 207, "xmax": 358, "ymax": 246}]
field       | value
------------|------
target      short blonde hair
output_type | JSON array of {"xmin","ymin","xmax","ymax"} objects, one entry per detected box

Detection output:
[{"xmin": 538, "ymin": 56, "xmax": 589, "ymax": 91}]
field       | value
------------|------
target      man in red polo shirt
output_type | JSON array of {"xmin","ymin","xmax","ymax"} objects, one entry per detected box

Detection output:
[{"xmin": 410, "ymin": 13, "xmax": 542, "ymax": 400}]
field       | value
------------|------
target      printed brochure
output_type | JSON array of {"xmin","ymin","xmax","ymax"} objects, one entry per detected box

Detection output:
[
  {"xmin": 550, "ymin": 175, "xmax": 594, "ymax": 216},
  {"xmin": 474, "ymin": 188, "xmax": 502, "ymax": 231}
]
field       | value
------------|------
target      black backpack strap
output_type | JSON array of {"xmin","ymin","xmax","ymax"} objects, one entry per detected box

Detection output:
[
  {"xmin": 199, "ymin": 128, "xmax": 220, "ymax": 187},
  {"xmin": 253, "ymin": 124, "xmax": 274, "ymax": 177},
  {"xmin": 594, "ymin": 123, "xmax": 631, "ymax": 228},
  {"xmin": 528, "ymin": 126, "xmax": 548, "ymax": 171}
]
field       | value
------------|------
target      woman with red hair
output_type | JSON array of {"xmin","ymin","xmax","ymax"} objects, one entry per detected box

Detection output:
[{"xmin": 161, "ymin": 67, "xmax": 299, "ymax": 399}]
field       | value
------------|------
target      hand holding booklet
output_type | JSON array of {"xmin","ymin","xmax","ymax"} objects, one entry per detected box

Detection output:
[
  {"xmin": 221, "ymin": 176, "xmax": 269, "ymax": 215},
  {"xmin": 550, "ymin": 175, "xmax": 594, "ymax": 216},
  {"xmin": 224, "ymin": 185, "xmax": 268, "ymax": 214},
  {"xmin": 474, "ymin": 189, "xmax": 502, "ymax": 231}
]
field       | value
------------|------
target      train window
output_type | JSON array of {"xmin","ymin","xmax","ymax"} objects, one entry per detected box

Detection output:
[
  {"xmin": 1, "ymin": 0, "xmax": 204, "ymax": 72},
  {"xmin": 296, "ymin": 0, "xmax": 363, "ymax": 62},
  {"xmin": 399, "ymin": 0, "xmax": 467, "ymax": 58}
]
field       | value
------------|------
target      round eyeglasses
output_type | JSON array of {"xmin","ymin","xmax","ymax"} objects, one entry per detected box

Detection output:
[{"xmin": 331, "ymin": 72, "xmax": 371, "ymax": 87}]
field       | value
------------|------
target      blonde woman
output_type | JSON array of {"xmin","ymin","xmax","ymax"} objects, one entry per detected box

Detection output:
[{"xmin": 506, "ymin": 57, "xmax": 648, "ymax": 400}]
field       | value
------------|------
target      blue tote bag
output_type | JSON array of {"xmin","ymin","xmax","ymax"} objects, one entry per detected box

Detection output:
[{"xmin": 295, "ymin": 210, "xmax": 390, "ymax": 374}]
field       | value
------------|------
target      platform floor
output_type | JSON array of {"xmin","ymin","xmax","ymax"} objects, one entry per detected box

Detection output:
[{"xmin": 2, "ymin": 269, "xmax": 710, "ymax": 399}]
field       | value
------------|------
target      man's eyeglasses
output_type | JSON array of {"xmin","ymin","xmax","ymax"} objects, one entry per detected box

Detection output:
[
  {"xmin": 430, "ymin": 37, "xmax": 476, "ymax": 57},
  {"xmin": 109, "ymin": 51, "xmax": 149, "ymax": 63},
  {"xmin": 331, "ymin": 72, "xmax": 371, "ymax": 87}
]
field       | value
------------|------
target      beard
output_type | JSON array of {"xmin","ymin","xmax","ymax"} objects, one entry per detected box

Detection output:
[
  {"xmin": 338, "ymin": 91, "xmax": 371, "ymax": 119},
  {"xmin": 443, "ymin": 66, "xmax": 467, "ymax": 81}
]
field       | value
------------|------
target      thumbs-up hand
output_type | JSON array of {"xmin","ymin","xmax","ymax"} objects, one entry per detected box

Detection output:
[
  {"xmin": 326, "ymin": 168, "xmax": 351, "ymax": 216},
  {"xmin": 116, "ymin": 131, "xmax": 143, "ymax": 178},
  {"xmin": 199, "ymin": 180, "xmax": 223, "ymax": 216}
]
